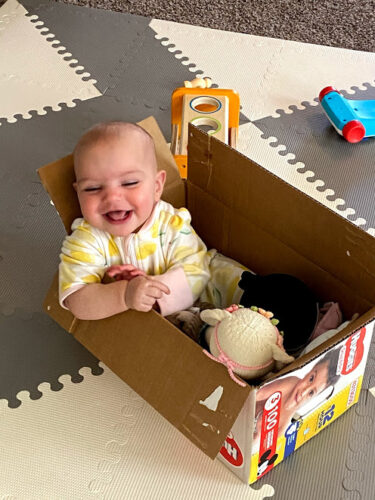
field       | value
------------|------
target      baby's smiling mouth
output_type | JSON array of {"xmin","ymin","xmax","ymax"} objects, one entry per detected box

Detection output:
[{"xmin": 104, "ymin": 210, "xmax": 132, "ymax": 223}]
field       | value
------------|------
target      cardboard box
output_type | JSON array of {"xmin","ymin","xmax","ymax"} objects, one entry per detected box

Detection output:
[{"xmin": 38, "ymin": 116, "xmax": 375, "ymax": 483}]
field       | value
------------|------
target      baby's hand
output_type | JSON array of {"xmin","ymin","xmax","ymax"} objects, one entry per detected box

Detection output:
[
  {"xmin": 125, "ymin": 275, "xmax": 170, "ymax": 312},
  {"xmin": 106, "ymin": 264, "xmax": 146, "ymax": 281}
]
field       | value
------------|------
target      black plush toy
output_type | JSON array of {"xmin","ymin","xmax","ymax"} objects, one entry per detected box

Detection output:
[{"xmin": 238, "ymin": 272, "xmax": 319, "ymax": 355}]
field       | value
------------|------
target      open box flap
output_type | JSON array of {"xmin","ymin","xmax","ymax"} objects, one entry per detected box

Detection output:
[
  {"xmin": 38, "ymin": 116, "xmax": 185, "ymax": 233},
  {"xmin": 43, "ymin": 272, "xmax": 251, "ymax": 459}
]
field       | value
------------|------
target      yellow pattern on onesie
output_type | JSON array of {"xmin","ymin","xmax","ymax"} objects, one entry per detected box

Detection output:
[{"xmin": 59, "ymin": 200, "xmax": 246, "ymax": 309}]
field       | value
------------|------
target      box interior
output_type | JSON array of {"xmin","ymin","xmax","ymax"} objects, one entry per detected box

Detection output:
[{"xmin": 187, "ymin": 125, "xmax": 375, "ymax": 320}]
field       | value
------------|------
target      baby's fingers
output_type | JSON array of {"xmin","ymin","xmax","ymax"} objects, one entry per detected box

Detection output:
[
  {"xmin": 129, "ymin": 269, "xmax": 147, "ymax": 277},
  {"xmin": 148, "ymin": 279, "xmax": 170, "ymax": 295},
  {"xmin": 146, "ymin": 286, "xmax": 167, "ymax": 300},
  {"xmin": 138, "ymin": 297, "xmax": 156, "ymax": 312},
  {"xmin": 106, "ymin": 264, "xmax": 133, "ymax": 277}
]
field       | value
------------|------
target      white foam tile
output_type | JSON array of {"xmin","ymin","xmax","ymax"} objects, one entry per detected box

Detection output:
[
  {"xmin": 150, "ymin": 19, "xmax": 375, "ymax": 121},
  {"xmin": 0, "ymin": 0, "xmax": 101, "ymax": 123},
  {"xmin": 0, "ymin": 364, "xmax": 274, "ymax": 499}
]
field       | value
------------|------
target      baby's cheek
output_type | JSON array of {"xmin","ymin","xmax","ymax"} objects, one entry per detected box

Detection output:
[
  {"xmin": 78, "ymin": 193, "xmax": 90, "ymax": 210},
  {"xmin": 131, "ymin": 189, "xmax": 152, "ymax": 209},
  {"xmin": 83, "ymin": 196, "xmax": 98, "ymax": 212},
  {"xmin": 81, "ymin": 199, "xmax": 99, "ymax": 222}
]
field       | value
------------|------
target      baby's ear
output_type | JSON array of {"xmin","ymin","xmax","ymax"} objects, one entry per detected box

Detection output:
[{"xmin": 155, "ymin": 169, "xmax": 166, "ymax": 200}]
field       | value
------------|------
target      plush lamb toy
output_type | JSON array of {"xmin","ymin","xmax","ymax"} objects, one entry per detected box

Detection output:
[{"xmin": 200, "ymin": 304, "xmax": 294, "ymax": 386}]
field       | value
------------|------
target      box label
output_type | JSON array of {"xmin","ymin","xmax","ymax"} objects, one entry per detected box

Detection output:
[
  {"xmin": 257, "ymin": 391, "xmax": 282, "ymax": 478},
  {"xmin": 220, "ymin": 432, "xmax": 244, "ymax": 467},
  {"xmin": 249, "ymin": 322, "xmax": 374, "ymax": 483},
  {"xmin": 341, "ymin": 328, "xmax": 366, "ymax": 374}
]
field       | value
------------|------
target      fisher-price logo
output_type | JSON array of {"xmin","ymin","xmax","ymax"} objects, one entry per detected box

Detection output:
[
  {"xmin": 220, "ymin": 432, "xmax": 244, "ymax": 467},
  {"xmin": 339, "ymin": 328, "xmax": 366, "ymax": 375}
]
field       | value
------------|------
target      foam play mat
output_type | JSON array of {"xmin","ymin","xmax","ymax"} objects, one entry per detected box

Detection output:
[{"xmin": 2, "ymin": 0, "xmax": 375, "ymax": 497}]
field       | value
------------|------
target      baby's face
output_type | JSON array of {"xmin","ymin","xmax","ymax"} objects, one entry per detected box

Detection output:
[
  {"xmin": 74, "ymin": 131, "xmax": 165, "ymax": 236},
  {"xmin": 290, "ymin": 362, "xmax": 329, "ymax": 408}
]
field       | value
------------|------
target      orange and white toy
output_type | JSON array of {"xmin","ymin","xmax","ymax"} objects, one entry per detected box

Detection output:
[{"xmin": 171, "ymin": 80, "xmax": 240, "ymax": 178}]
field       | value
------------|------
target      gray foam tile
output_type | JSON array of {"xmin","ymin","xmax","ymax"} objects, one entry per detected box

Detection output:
[
  {"xmin": 342, "ymin": 347, "xmax": 375, "ymax": 499},
  {"xmin": 100, "ymin": 24, "xmax": 251, "ymax": 127},
  {"xmin": 0, "ymin": 308, "xmax": 103, "ymax": 408},
  {"xmin": 21, "ymin": 0, "xmax": 151, "ymax": 94},
  {"xmin": 253, "ymin": 83, "xmax": 375, "ymax": 232},
  {"xmin": 102, "ymin": 26, "xmax": 201, "ymax": 107}
]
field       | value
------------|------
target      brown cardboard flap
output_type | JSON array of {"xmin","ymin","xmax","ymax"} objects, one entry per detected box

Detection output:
[
  {"xmin": 38, "ymin": 153, "xmax": 80, "ymax": 234},
  {"xmin": 38, "ymin": 116, "xmax": 185, "ymax": 233},
  {"xmin": 140, "ymin": 115, "xmax": 186, "ymax": 209},
  {"xmin": 187, "ymin": 126, "xmax": 375, "ymax": 318},
  {"xmin": 43, "ymin": 272, "xmax": 77, "ymax": 333},
  {"xmin": 43, "ymin": 274, "xmax": 251, "ymax": 459}
]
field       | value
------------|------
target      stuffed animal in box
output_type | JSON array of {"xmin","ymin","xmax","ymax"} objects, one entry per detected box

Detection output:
[{"xmin": 200, "ymin": 304, "xmax": 294, "ymax": 386}]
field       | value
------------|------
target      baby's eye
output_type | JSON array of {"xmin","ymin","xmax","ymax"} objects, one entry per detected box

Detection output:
[
  {"xmin": 84, "ymin": 186, "xmax": 101, "ymax": 192},
  {"xmin": 122, "ymin": 181, "xmax": 139, "ymax": 187}
]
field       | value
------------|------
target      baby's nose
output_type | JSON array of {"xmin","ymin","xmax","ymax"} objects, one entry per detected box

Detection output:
[{"xmin": 103, "ymin": 187, "xmax": 121, "ymax": 201}]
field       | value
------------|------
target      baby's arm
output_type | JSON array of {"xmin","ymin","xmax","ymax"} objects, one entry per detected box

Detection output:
[
  {"xmin": 152, "ymin": 209, "xmax": 210, "ymax": 316},
  {"xmin": 65, "ymin": 280, "xmax": 128, "ymax": 319},
  {"xmin": 65, "ymin": 276, "xmax": 170, "ymax": 320},
  {"xmin": 106, "ymin": 264, "xmax": 146, "ymax": 281},
  {"xmin": 59, "ymin": 219, "xmax": 169, "ymax": 320}
]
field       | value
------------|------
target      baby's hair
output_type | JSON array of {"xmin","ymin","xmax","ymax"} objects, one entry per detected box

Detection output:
[
  {"xmin": 73, "ymin": 121, "xmax": 155, "ymax": 164},
  {"xmin": 314, "ymin": 347, "xmax": 341, "ymax": 387}
]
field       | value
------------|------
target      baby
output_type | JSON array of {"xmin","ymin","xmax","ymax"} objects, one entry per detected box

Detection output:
[{"xmin": 59, "ymin": 121, "xmax": 245, "ymax": 320}]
